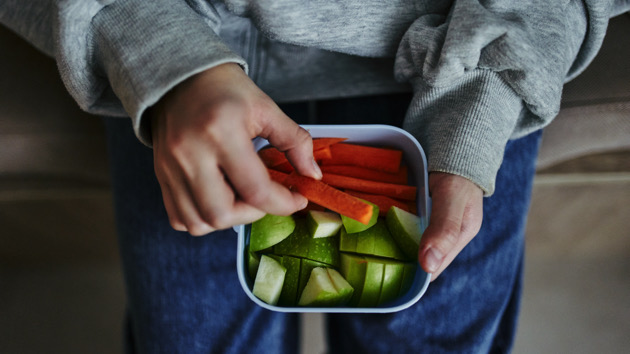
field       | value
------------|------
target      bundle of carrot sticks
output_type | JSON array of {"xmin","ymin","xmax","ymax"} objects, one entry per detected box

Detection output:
[{"xmin": 261, "ymin": 138, "xmax": 417, "ymax": 225}]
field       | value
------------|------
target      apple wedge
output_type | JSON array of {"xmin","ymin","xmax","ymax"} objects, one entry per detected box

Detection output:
[
  {"xmin": 252, "ymin": 255, "xmax": 287, "ymax": 305},
  {"xmin": 298, "ymin": 267, "xmax": 341, "ymax": 306},
  {"xmin": 250, "ymin": 214, "xmax": 296, "ymax": 252},
  {"xmin": 342, "ymin": 200, "xmax": 379, "ymax": 234},
  {"xmin": 307, "ymin": 210, "xmax": 343, "ymax": 238},
  {"xmin": 298, "ymin": 267, "xmax": 354, "ymax": 307},
  {"xmin": 386, "ymin": 206, "xmax": 423, "ymax": 260}
]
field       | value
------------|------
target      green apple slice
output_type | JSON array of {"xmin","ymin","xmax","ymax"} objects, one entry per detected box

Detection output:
[
  {"xmin": 307, "ymin": 210, "xmax": 343, "ymax": 238},
  {"xmin": 326, "ymin": 268, "xmax": 354, "ymax": 306},
  {"xmin": 340, "ymin": 220, "xmax": 408, "ymax": 261},
  {"xmin": 278, "ymin": 256, "xmax": 301, "ymax": 306},
  {"xmin": 386, "ymin": 206, "xmax": 423, "ymax": 260},
  {"xmin": 377, "ymin": 261, "xmax": 406, "ymax": 305},
  {"xmin": 398, "ymin": 262, "xmax": 418, "ymax": 298},
  {"xmin": 275, "ymin": 219, "xmax": 340, "ymax": 267},
  {"xmin": 339, "ymin": 253, "xmax": 367, "ymax": 306},
  {"xmin": 250, "ymin": 214, "xmax": 296, "ymax": 252},
  {"xmin": 342, "ymin": 200, "xmax": 379, "ymax": 234},
  {"xmin": 252, "ymin": 255, "xmax": 287, "ymax": 305},
  {"xmin": 298, "ymin": 267, "xmax": 340, "ymax": 306},
  {"xmin": 357, "ymin": 260, "xmax": 384, "ymax": 307},
  {"xmin": 339, "ymin": 226, "xmax": 357, "ymax": 253},
  {"xmin": 247, "ymin": 249, "xmax": 261, "ymax": 280},
  {"xmin": 298, "ymin": 258, "xmax": 330, "ymax": 297}
]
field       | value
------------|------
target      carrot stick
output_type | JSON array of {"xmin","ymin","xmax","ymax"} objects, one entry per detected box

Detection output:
[
  {"xmin": 313, "ymin": 146, "xmax": 332, "ymax": 161},
  {"xmin": 313, "ymin": 137, "xmax": 347, "ymax": 150},
  {"xmin": 283, "ymin": 172, "xmax": 374, "ymax": 224},
  {"xmin": 322, "ymin": 143, "xmax": 403, "ymax": 173},
  {"xmin": 272, "ymin": 161, "xmax": 294, "ymax": 173},
  {"xmin": 344, "ymin": 190, "xmax": 416, "ymax": 216},
  {"xmin": 321, "ymin": 173, "xmax": 417, "ymax": 201},
  {"xmin": 319, "ymin": 165, "xmax": 408, "ymax": 185},
  {"xmin": 259, "ymin": 143, "xmax": 335, "ymax": 168},
  {"xmin": 267, "ymin": 169, "xmax": 289, "ymax": 184},
  {"xmin": 258, "ymin": 147, "xmax": 286, "ymax": 167}
]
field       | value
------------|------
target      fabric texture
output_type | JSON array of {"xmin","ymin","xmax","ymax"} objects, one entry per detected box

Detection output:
[{"xmin": 2, "ymin": 0, "xmax": 628, "ymax": 194}]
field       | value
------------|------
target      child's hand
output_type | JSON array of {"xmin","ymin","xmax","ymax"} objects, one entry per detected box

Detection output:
[
  {"xmin": 419, "ymin": 172, "xmax": 484, "ymax": 280},
  {"xmin": 150, "ymin": 63, "xmax": 322, "ymax": 236}
]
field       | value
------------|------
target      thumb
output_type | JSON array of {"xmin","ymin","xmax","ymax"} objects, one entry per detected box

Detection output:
[
  {"xmin": 419, "ymin": 173, "xmax": 483, "ymax": 280},
  {"xmin": 259, "ymin": 108, "xmax": 322, "ymax": 180}
]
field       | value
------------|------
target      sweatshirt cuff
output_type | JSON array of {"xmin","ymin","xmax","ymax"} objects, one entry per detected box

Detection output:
[
  {"xmin": 92, "ymin": 0, "xmax": 247, "ymax": 145},
  {"xmin": 404, "ymin": 70, "xmax": 523, "ymax": 196}
]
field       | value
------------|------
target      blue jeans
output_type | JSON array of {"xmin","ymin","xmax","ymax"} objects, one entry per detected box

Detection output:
[{"xmin": 104, "ymin": 94, "xmax": 542, "ymax": 353}]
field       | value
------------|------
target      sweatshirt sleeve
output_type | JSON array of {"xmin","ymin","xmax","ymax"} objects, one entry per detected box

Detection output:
[
  {"xmin": 394, "ymin": 0, "xmax": 617, "ymax": 195},
  {"xmin": 0, "ymin": 0, "xmax": 247, "ymax": 146}
]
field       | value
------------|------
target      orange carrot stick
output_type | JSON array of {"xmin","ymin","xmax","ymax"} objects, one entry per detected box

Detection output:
[
  {"xmin": 259, "ymin": 143, "xmax": 335, "ymax": 168},
  {"xmin": 283, "ymin": 172, "xmax": 374, "ymax": 224},
  {"xmin": 272, "ymin": 161, "xmax": 294, "ymax": 173},
  {"xmin": 313, "ymin": 146, "xmax": 332, "ymax": 161},
  {"xmin": 267, "ymin": 169, "xmax": 289, "ymax": 184},
  {"xmin": 313, "ymin": 137, "xmax": 347, "ymax": 150},
  {"xmin": 344, "ymin": 190, "xmax": 416, "ymax": 216},
  {"xmin": 322, "ymin": 143, "xmax": 403, "ymax": 173},
  {"xmin": 319, "ymin": 165, "xmax": 408, "ymax": 185},
  {"xmin": 258, "ymin": 147, "xmax": 286, "ymax": 167},
  {"xmin": 321, "ymin": 173, "xmax": 417, "ymax": 201}
]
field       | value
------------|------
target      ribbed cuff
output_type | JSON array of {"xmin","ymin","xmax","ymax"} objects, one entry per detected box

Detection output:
[
  {"xmin": 404, "ymin": 70, "xmax": 523, "ymax": 196},
  {"xmin": 92, "ymin": 0, "xmax": 247, "ymax": 145}
]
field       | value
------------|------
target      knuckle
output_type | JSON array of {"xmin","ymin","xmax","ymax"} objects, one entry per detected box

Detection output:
[
  {"xmin": 205, "ymin": 210, "xmax": 232, "ymax": 231},
  {"xmin": 242, "ymin": 186, "xmax": 272, "ymax": 207},
  {"xmin": 187, "ymin": 222, "xmax": 212, "ymax": 236}
]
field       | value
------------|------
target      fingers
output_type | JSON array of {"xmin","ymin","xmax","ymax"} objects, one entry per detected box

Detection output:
[
  {"xmin": 419, "ymin": 173, "xmax": 483, "ymax": 280},
  {"xmin": 220, "ymin": 128, "xmax": 309, "ymax": 216},
  {"xmin": 260, "ymin": 110, "xmax": 322, "ymax": 180}
]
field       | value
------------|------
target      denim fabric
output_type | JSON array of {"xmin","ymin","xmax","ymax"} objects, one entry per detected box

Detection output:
[{"xmin": 104, "ymin": 93, "xmax": 541, "ymax": 353}]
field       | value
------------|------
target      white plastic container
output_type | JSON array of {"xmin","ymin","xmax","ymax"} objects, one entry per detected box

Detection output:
[{"xmin": 235, "ymin": 124, "xmax": 431, "ymax": 313}]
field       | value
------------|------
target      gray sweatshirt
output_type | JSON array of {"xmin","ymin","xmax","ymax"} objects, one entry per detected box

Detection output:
[{"xmin": 1, "ymin": 1, "xmax": 628, "ymax": 195}]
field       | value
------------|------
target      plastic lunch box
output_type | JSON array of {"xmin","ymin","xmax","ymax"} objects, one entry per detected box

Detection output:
[{"xmin": 235, "ymin": 124, "xmax": 431, "ymax": 313}]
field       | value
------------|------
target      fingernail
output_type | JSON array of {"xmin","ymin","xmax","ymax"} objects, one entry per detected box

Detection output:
[
  {"xmin": 423, "ymin": 247, "xmax": 443, "ymax": 273},
  {"xmin": 312, "ymin": 159, "xmax": 323, "ymax": 179},
  {"xmin": 299, "ymin": 196, "xmax": 309, "ymax": 210}
]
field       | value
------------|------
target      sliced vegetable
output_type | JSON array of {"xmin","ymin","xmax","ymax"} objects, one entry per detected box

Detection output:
[
  {"xmin": 319, "ymin": 165, "xmax": 408, "ymax": 185},
  {"xmin": 322, "ymin": 143, "xmax": 403, "ymax": 173},
  {"xmin": 322, "ymin": 173, "xmax": 417, "ymax": 201},
  {"xmin": 267, "ymin": 168, "xmax": 289, "ymax": 184},
  {"xmin": 344, "ymin": 190, "xmax": 416, "ymax": 216},
  {"xmin": 283, "ymin": 172, "xmax": 374, "ymax": 225}
]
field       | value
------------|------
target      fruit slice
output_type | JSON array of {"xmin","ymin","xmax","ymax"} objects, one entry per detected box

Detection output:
[
  {"xmin": 377, "ymin": 261, "xmax": 406, "ymax": 305},
  {"xmin": 398, "ymin": 262, "xmax": 418, "ymax": 298},
  {"xmin": 358, "ymin": 260, "xmax": 384, "ymax": 307},
  {"xmin": 298, "ymin": 267, "xmax": 341, "ymax": 306},
  {"xmin": 339, "ymin": 220, "xmax": 408, "ymax": 261},
  {"xmin": 274, "ymin": 219, "xmax": 340, "ymax": 267},
  {"xmin": 307, "ymin": 210, "xmax": 343, "ymax": 238},
  {"xmin": 339, "ymin": 253, "xmax": 368, "ymax": 306},
  {"xmin": 326, "ymin": 268, "xmax": 354, "ymax": 305},
  {"xmin": 252, "ymin": 255, "xmax": 287, "ymax": 305},
  {"xmin": 386, "ymin": 206, "xmax": 424, "ymax": 260},
  {"xmin": 342, "ymin": 200, "xmax": 379, "ymax": 234},
  {"xmin": 247, "ymin": 249, "xmax": 261, "ymax": 280},
  {"xmin": 298, "ymin": 258, "xmax": 330, "ymax": 297},
  {"xmin": 278, "ymin": 256, "xmax": 301, "ymax": 306},
  {"xmin": 250, "ymin": 214, "xmax": 296, "ymax": 252}
]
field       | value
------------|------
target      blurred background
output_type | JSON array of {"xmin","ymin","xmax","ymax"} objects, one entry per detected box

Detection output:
[{"xmin": 1, "ymin": 14, "xmax": 629, "ymax": 354}]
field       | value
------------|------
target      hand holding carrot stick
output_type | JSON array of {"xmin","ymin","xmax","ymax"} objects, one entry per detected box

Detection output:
[{"xmin": 149, "ymin": 63, "xmax": 322, "ymax": 236}]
